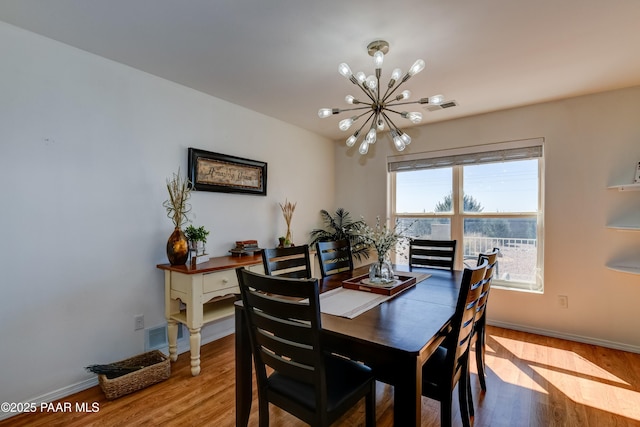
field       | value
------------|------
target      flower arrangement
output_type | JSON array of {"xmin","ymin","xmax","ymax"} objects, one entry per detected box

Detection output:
[
  {"xmin": 357, "ymin": 216, "xmax": 412, "ymax": 261},
  {"xmin": 357, "ymin": 216, "xmax": 413, "ymax": 284},
  {"xmin": 162, "ymin": 168, "xmax": 192, "ymax": 228},
  {"xmin": 279, "ymin": 199, "xmax": 296, "ymax": 243}
]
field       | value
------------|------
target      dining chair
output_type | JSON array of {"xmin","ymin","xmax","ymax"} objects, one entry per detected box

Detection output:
[
  {"xmin": 421, "ymin": 259, "xmax": 488, "ymax": 427},
  {"xmin": 408, "ymin": 239, "xmax": 457, "ymax": 271},
  {"xmin": 472, "ymin": 248, "xmax": 500, "ymax": 391},
  {"xmin": 235, "ymin": 268, "xmax": 376, "ymax": 427},
  {"xmin": 261, "ymin": 244, "xmax": 313, "ymax": 279},
  {"xmin": 316, "ymin": 240, "xmax": 354, "ymax": 278}
]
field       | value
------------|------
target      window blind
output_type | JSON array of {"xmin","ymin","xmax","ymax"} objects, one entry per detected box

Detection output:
[{"xmin": 388, "ymin": 138, "xmax": 543, "ymax": 172}]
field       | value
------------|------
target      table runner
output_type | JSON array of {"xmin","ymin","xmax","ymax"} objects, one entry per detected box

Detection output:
[{"xmin": 319, "ymin": 287, "xmax": 392, "ymax": 319}]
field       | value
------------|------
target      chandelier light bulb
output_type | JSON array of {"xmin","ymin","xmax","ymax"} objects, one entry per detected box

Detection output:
[
  {"xmin": 318, "ymin": 108, "xmax": 332, "ymax": 118},
  {"xmin": 391, "ymin": 68, "xmax": 402, "ymax": 81},
  {"xmin": 400, "ymin": 132, "xmax": 412, "ymax": 145},
  {"xmin": 365, "ymin": 127, "xmax": 377, "ymax": 144},
  {"xmin": 373, "ymin": 50, "xmax": 384, "ymax": 69},
  {"xmin": 396, "ymin": 90, "xmax": 411, "ymax": 101},
  {"xmin": 377, "ymin": 118, "xmax": 384, "ymax": 131},
  {"xmin": 429, "ymin": 94, "xmax": 444, "ymax": 105},
  {"xmin": 402, "ymin": 111, "xmax": 423, "ymax": 123},
  {"xmin": 393, "ymin": 134, "xmax": 406, "ymax": 151},
  {"xmin": 338, "ymin": 117, "xmax": 355, "ymax": 131},
  {"xmin": 338, "ymin": 63, "xmax": 353, "ymax": 78},
  {"xmin": 366, "ymin": 75, "xmax": 377, "ymax": 90},
  {"xmin": 345, "ymin": 95, "xmax": 356, "ymax": 104},
  {"xmin": 358, "ymin": 140, "xmax": 369, "ymax": 155},
  {"xmin": 346, "ymin": 134, "xmax": 357, "ymax": 147},
  {"xmin": 408, "ymin": 59, "xmax": 425, "ymax": 76},
  {"xmin": 355, "ymin": 71, "xmax": 367, "ymax": 84}
]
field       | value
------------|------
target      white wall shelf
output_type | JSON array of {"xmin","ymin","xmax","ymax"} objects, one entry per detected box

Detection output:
[
  {"xmin": 606, "ymin": 225, "xmax": 640, "ymax": 231},
  {"xmin": 606, "ymin": 181, "xmax": 639, "ymax": 274},
  {"xmin": 608, "ymin": 183, "xmax": 640, "ymax": 192},
  {"xmin": 606, "ymin": 264, "xmax": 640, "ymax": 275}
]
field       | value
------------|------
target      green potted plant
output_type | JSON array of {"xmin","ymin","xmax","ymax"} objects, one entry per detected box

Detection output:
[
  {"xmin": 185, "ymin": 225, "xmax": 210, "ymax": 256},
  {"xmin": 309, "ymin": 208, "xmax": 370, "ymax": 261}
]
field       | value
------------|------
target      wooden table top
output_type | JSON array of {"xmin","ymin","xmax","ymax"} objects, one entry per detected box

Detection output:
[
  {"xmin": 156, "ymin": 253, "xmax": 262, "ymax": 274},
  {"xmin": 318, "ymin": 265, "xmax": 462, "ymax": 355}
]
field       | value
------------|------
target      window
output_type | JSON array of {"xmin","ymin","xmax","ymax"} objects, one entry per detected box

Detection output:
[{"xmin": 390, "ymin": 139, "xmax": 544, "ymax": 292}]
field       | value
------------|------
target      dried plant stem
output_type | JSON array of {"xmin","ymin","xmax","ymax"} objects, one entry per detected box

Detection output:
[{"xmin": 162, "ymin": 168, "xmax": 192, "ymax": 228}]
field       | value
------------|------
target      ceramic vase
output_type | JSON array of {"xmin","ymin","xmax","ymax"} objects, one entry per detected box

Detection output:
[{"xmin": 167, "ymin": 227, "xmax": 189, "ymax": 265}]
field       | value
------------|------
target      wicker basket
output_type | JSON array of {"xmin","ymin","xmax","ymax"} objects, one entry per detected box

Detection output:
[{"xmin": 98, "ymin": 350, "xmax": 170, "ymax": 400}]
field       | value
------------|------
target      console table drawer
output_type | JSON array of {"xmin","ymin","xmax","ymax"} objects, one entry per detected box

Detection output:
[{"xmin": 202, "ymin": 269, "xmax": 239, "ymax": 294}]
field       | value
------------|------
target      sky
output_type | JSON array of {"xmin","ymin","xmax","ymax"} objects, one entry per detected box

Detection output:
[{"xmin": 395, "ymin": 159, "xmax": 539, "ymax": 213}]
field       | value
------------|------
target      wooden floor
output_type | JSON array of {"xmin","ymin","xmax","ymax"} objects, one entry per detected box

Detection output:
[{"xmin": 3, "ymin": 326, "xmax": 640, "ymax": 427}]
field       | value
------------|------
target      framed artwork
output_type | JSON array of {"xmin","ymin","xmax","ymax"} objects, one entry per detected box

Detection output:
[{"xmin": 188, "ymin": 148, "xmax": 267, "ymax": 195}]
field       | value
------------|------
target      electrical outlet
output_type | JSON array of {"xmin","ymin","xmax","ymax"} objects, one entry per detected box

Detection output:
[
  {"xmin": 557, "ymin": 295, "xmax": 568, "ymax": 309},
  {"xmin": 134, "ymin": 314, "xmax": 144, "ymax": 330}
]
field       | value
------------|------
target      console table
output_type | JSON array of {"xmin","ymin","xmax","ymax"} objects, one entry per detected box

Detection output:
[{"xmin": 157, "ymin": 254, "xmax": 263, "ymax": 376}]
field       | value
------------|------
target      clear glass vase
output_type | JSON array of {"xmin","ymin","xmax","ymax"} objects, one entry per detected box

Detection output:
[{"xmin": 369, "ymin": 255, "xmax": 395, "ymax": 285}]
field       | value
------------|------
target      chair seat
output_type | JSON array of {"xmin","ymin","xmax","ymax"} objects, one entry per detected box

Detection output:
[{"xmin": 269, "ymin": 354, "xmax": 373, "ymax": 412}]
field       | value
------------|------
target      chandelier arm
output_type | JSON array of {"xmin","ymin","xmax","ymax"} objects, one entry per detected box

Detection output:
[
  {"xmin": 355, "ymin": 110, "xmax": 375, "ymax": 122},
  {"xmin": 381, "ymin": 111, "xmax": 400, "ymax": 132},
  {"xmin": 353, "ymin": 80, "xmax": 377, "ymax": 103},
  {"xmin": 383, "ymin": 107, "xmax": 407, "ymax": 117},
  {"xmin": 381, "ymin": 78, "xmax": 409, "ymax": 104},
  {"xmin": 357, "ymin": 112, "xmax": 376, "ymax": 134},
  {"xmin": 334, "ymin": 105, "xmax": 375, "ymax": 113},
  {"xmin": 385, "ymin": 99, "xmax": 427, "ymax": 108}
]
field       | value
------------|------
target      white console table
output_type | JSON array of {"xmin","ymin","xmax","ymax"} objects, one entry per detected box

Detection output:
[{"xmin": 157, "ymin": 254, "xmax": 263, "ymax": 376}]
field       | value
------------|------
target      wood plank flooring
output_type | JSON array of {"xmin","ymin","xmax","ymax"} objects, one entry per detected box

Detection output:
[{"xmin": 3, "ymin": 326, "xmax": 640, "ymax": 426}]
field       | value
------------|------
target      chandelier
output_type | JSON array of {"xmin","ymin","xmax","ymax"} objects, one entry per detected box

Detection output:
[{"xmin": 318, "ymin": 40, "xmax": 444, "ymax": 155}]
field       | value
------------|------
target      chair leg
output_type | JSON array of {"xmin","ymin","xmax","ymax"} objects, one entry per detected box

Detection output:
[
  {"xmin": 476, "ymin": 322, "xmax": 487, "ymax": 391},
  {"xmin": 258, "ymin": 399, "xmax": 269, "ymax": 427},
  {"xmin": 365, "ymin": 381, "xmax": 376, "ymax": 426},
  {"xmin": 467, "ymin": 374, "xmax": 474, "ymax": 417},
  {"xmin": 458, "ymin": 370, "xmax": 472, "ymax": 427},
  {"xmin": 441, "ymin": 394, "xmax": 452, "ymax": 427}
]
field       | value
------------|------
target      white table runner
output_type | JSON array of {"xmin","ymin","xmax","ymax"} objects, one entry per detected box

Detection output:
[{"xmin": 319, "ymin": 287, "xmax": 392, "ymax": 319}]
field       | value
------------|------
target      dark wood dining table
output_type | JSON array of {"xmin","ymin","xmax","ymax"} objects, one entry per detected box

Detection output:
[{"xmin": 235, "ymin": 265, "xmax": 463, "ymax": 426}]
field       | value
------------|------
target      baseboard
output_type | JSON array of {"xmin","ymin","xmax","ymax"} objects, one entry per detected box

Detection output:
[
  {"xmin": 488, "ymin": 320, "xmax": 640, "ymax": 354},
  {"xmin": 0, "ymin": 377, "xmax": 98, "ymax": 421}
]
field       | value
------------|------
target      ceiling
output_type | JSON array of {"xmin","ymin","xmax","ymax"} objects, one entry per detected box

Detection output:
[{"xmin": 2, "ymin": 0, "xmax": 640, "ymax": 141}]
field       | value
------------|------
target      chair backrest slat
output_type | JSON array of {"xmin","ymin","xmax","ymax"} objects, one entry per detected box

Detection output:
[
  {"xmin": 409, "ymin": 239, "xmax": 457, "ymax": 271},
  {"xmin": 316, "ymin": 240, "xmax": 354, "ymax": 277},
  {"xmin": 262, "ymin": 245, "xmax": 312, "ymax": 279}
]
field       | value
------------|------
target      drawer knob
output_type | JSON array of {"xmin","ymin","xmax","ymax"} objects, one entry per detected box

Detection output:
[{"xmin": 222, "ymin": 278, "xmax": 229, "ymax": 284}]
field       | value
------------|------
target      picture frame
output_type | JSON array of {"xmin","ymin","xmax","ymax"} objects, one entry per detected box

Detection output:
[{"xmin": 188, "ymin": 148, "xmax": 267, "ymax": 195}]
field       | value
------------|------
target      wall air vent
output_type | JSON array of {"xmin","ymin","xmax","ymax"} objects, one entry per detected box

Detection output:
[
  {"xmin": 145, "ymin": 323, "xmax": 184, "ymax": 351},
  {"xmin": 425, "ymin": 100, "xmax": 458, "ymax": 112}
]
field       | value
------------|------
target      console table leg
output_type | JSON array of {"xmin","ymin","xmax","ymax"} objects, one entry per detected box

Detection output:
[
  {"xmin": 167, "ymin": 319, "xmax": 179, "ymax": 362},
  {"xmin": 189, "ymin": 327, "xmax": 202, "ymax": 376}
]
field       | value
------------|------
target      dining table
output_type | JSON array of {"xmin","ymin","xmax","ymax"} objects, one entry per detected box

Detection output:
[{"xmin": 234, "ymin": 264, "xmax": 464, "ymax": 426}]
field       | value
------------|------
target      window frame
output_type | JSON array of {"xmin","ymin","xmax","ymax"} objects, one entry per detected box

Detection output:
[{"xmin": 389, "ymin": 139, "xmax": 545, "ymax": 292}]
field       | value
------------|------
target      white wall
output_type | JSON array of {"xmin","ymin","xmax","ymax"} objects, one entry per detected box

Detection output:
[
  {"xmin": 335, "ymin": 86, "xmax": 640, "ymax": 351},
  {"xmin": 0, "ymin": 22, "xmax": 334, "ymax": 407}
]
